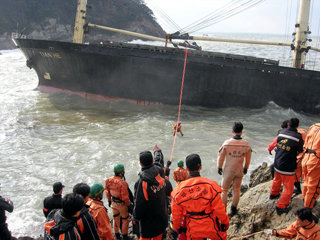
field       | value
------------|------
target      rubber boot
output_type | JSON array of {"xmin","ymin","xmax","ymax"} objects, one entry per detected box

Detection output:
[
  {"xmin": 294, "ymin": 182, "xmax": 302, "ymax": 194},
  {"xmin": 122, "ymin": 234, "xmax": 133, "ymax": 240},
  {"xmin": 229, "ymin": 205, "xmax": 238, "ymax": 217},
  {"xmin": 115, "ymin": 233, "xmax": 122, "ymax": 240}
]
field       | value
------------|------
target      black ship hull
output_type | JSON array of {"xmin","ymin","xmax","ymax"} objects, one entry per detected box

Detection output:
[{"xmin": 14, "ymin": 38, "xmax": 320, "ymax": 114}]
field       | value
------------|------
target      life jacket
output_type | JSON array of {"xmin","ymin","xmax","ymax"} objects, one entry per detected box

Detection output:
[
  {"xmin": 44, "ymin": 209, "xmax": 81, "ymax": 240},
  {"xmin": 87, "ymin": 199, "xmax": 114, "ymax": 240},
  {"xmin": 274, "ymin": 220, "xmax": 320, "ymax": 239},
  {"xmin": 302, "ymin": 124, "xmax": 320, "ymax": 167},
  {"xmin": 171, "ymin": 175, "xmax": 229, "ymax": 240},
  {"xmin": 105, "ymin": 176, "xmax": 130, "ymax": 206},
  {"xmin": 173, "ymin": 167, "xmax": 189, "ymax": 183}
]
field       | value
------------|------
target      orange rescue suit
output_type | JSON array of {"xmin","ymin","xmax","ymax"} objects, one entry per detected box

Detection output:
[
  {"xmin": 105, "ymin": 176, "xmax": 130, "ymax": 235},
  {"xmin": 87, "ymin": 199, "xmax": 114, "ymax": 240},
  {"xmin": 171, "ymin": 175, "xmax": 229, "ymax": 240},
  {"xmin": 296, "ymin": 128, "xmax": 308, "ymax": 183},
  {"xmin": 173, "ymin": 123, "xmax": 183, "ymax": 136},
  {"xmin": 173, "ymin": 167, "xmax": 189, "ymax": 184},
  {"xmin": 274, "ymin": 221, "xmax": 320, "ymax": 239},
  {"xmin": 302, "ymin": 123, "xmax": 320, "ymax": 208},
  {"xmin": 217, "ymin": 136, "xmax": 252, "ymax": 207}
]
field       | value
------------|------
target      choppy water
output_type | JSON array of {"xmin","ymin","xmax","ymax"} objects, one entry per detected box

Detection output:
[{"xmin": 1, "ymin": 35, "xmax": 320, "ymax": 237}]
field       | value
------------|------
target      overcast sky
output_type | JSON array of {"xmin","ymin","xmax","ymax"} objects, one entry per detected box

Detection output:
[{"xmin": 144, "ymin": 0, "xmax": 320, "ymax": 36}]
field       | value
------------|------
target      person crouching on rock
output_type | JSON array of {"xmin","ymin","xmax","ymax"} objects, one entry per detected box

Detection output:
[{"xmin": 264, "ymin": 207, "xmax": 320, "ymax": 239}]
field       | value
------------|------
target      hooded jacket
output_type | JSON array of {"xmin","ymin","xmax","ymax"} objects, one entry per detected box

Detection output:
[
  {"xmin": 274, "ymin": 127, "xmax": 303, "ymax": 175},
  {"xmin": 134, "ymin": 164, "xmax": 168, "ymax": 238},
  {"xmin": 43, "ymin": 194, "xmax": 63, "ymax": 217},
  {"xmin": 77, "ymin": 205, "xmax": 100, "ymax": 240},
  {"xmin": 44, "ymin": 209, "xmax": 80, "ymax": 240},
  {"xmin": 0, "ymin": 196, "xmax": 13, "ymax": 240}
]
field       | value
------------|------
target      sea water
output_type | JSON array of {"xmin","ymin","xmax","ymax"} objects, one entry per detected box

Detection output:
[{"xmin": 0, "ymin": 34, "xmax": 320, "ymax": 237}]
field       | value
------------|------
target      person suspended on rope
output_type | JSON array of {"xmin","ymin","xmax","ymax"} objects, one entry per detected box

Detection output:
[
  {"xmin": 263, "ymin": 207, "xmax": 320, "ymax": 239},
  {"xmin": 173, "ymin": 121, "xmax": 183, "ymax": 136},
  {"xmin": 105, "ymin": 164, "xmax": 132, "ymax": 240}
]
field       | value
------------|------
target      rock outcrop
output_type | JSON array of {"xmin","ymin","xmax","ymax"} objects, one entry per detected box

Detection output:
[{"xmin": 227, "ymin": 163, "xmax": 320, "ymax": 239}]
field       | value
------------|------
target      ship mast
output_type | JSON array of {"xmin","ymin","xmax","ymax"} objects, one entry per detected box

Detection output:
[
  {"xmin": 292, "ymin": 0, "xmax": 311, "ymax": 69},
  {"xmin": 73, "ymin": 0, "xmax": 87, "ymax": 44}
]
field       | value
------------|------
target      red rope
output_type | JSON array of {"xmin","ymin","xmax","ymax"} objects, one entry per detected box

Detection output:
[{"xmin": 170, "ymin": 43, "xmax": 189, "ymax": 162}]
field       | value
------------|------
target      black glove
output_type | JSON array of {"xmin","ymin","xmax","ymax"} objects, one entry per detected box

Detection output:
[
  {"xmin": 167, "ymin": 161, "xmax": 172, "ymax": 168},
  {"xmin": 108, "ymin": 201, "xmax": 111, "ymax": 207},
  {"xmin": 170, "ymin": 228, "xmax": 178, "ymax": 240},
  {"xmin": 128, "ymin": 203, "xmax": 134, "ymax": 214},
  {"xmin": 178, "ymin": 227, "xmax": 187, "ymax": 234},
  {"xmin": 268, "ymin": 150, "xmax": 272, "ymax": 155},
  {"xmin": 218, "ymin": 168, "xmax": 223, "ymax": 175},
  {"xmin": 243, "ymin": 168, "xmax": 248, "ymax": 175}
]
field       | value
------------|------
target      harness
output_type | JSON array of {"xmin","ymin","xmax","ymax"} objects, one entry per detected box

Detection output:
[
  {"xmin": 306, "ymin": 149, "xmax": 320, "ymax": 160},
  {"xmin": 111, "ymin": 196, "xmax": 124, "ymax": 203},
  {"xmin": 186, "ymin": 210, "xmax": 212, "ymax": 216}
]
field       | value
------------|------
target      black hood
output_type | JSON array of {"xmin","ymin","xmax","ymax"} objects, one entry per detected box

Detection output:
[{"xmin": 141, "ymin": 164, "xmax": 162, "ymax": 186}]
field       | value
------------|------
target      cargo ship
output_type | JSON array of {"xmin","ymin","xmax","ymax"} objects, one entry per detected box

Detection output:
[{"xmin": 13, "ymin": 0, "xmax": 320, "ymax": 114}]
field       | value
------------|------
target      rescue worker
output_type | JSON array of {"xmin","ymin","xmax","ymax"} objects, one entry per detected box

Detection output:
[
  {"xmin": 134, "ymin": 151, "xmax": 168, "ymax": 240},
  {"xmin": 87, "ymin": 183, "xmax": 114, "ymax": 240},
  {"xmin": 73, "ymin": 183, "xmax": 100, "ymax": 240},
  {"xmin": 270, "ymin": 118, "xmax": 303, "ymax": 215},
  {"xmin": 173, "ymin": 121, "xmax": 183, "ymax": 136},
  {"xmin": 294, "ymin": 127, "xmax": 308, "ymax": 194},
  {"xmin": 173, "ymin": 160, "xmax": 189, "ymax": 184},
  {"xmin": 43, "ymin": 182, "xmax": 65, "ymax": 218},
  {"xmin": 153, "ymin": 145, "xmax": 171, "ymax": 177},
  {"xmin": 264, "ymin": 207, "xmax": 320, "ymax": 239},
  {"xmin": 105, "ymin": 164, "xmax": 131, "ymax": 240},
  {"xmin": 0, "ymin": 184, "xmax": 14, "ymax": 240},
  {"xmin": 302, "ymin": 123, "xmax": 320, "ymax": 209},
  {"xmin": 44, "ymin": 193, "xmax": 83, "ymax": 240},
  {"xmin": 217, "ymin": 122, "xmax": 252, "ymax": 216},
  {"xmin": 268, "ymin": 120, "xmax": 289, "ymax": 178},
  {"xmin": 171, "ymin": 154, "xmax": 229, "ymax": 240}
]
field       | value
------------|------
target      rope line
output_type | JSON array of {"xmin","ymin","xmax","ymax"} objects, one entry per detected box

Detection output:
[
  {"xmin": 231, "ymin": 230, "xmax": 264, "ymax": 240},
  {"xmin": 169, "ymin": 42, "xmax": 189, "ymax": 162}
]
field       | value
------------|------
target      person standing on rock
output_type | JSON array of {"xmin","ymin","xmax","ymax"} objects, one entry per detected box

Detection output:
[
  {"xmin": 87, "ymin": 183, "xmax": 115, "ymax": 240},
  {"xmin": 217, "ymin": 122, "xmax": 252, "ymax": 217},
  {"xmin": 171, "ymin": 154, "xmax": 229, "ymax": 240},
  {"xmin": 43, "ymin": 182, "xmax": 65, "ymax": 218},
  {"xmin": 45, "ymin": 193, "xmax": 83, "ymax": 240},
  {"xmin": 0, "ymin": 184, "xmax": 14, "ymax": 240},
  {"xmin": 270, "ymin": 118, "xmax": 303, "ymax": 215},
  {"xmin": 133, "ymin": 151, "xmax": 168, "ymax": 240},
  {"xmin": 73, "ymin": 183, "xmax": 100, "ymax": 240},
  {"xmin": 105, "ymin": 164, "xmax": 132, "ymax": 240},
  {"xmin": 302, "ymin": 123, "xmax": 320, "ymax": 209},
  {"xmin": 173, "ymin": 160, "xmax": 189, "ymax": 185},
  {"xmin": 264, "ymin": 207, "xmax": 320, "ymax": 239}
]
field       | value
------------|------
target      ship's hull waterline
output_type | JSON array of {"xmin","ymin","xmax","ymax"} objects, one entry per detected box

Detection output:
[{"xmin": 14, "ymin": 38, "xmax": 320, "ymax": 114}]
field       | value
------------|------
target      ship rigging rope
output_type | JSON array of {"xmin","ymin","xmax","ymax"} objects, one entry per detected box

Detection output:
[
  {"xmin": 169, "ymin": 42, "xmax": 189, "ymax": 163},
  {"xmin": 179, "ymin": 0, "xmax": 266, "ymax": 34}
]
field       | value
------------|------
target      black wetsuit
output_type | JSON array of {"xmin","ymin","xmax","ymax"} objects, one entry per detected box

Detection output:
[{"xmin": 0, "ymin": 196, "xmax": 14, "ymax": 240}]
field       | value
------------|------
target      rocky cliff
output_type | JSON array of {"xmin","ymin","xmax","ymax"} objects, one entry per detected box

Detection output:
[{"xmin": 0, "ymin": 0, "xmax": 166, "ymax": 49}]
